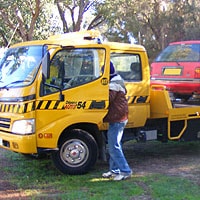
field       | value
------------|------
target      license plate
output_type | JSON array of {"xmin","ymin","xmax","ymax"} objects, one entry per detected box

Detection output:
[
  {"xmin": 163, "ymin": 68, "xmax": 182, "ymax": 75},
  {"xmin": 0, "ymin": 138, "xmax": 2, "ymax": 146}
]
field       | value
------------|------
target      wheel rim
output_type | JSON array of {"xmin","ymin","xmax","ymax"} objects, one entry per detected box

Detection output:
[{"xmin": 60, "ymin": 139, "xmax": 89, "ymax": 167}]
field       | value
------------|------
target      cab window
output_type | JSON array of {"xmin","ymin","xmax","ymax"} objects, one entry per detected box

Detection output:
[
  {"xmin": 111, "ymin": 53, "xmax": 142, "ymax": 81},
  {"xmin": 44, "ymin": 48, "xmax": 105, "ymax": 94}
]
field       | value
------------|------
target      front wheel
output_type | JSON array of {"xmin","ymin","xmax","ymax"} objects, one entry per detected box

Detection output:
[{"xmin": 51, "ymin": 129, "xmax": 98, "ymax": 175}]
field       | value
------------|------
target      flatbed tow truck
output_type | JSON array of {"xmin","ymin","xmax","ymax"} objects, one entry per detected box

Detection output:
[{"xmin": 0, "ymin": 31, "xmax": 199, "ymax": 174}]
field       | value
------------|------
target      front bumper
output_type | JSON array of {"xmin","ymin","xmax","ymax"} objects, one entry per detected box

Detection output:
[{"xmin": 0, "ymin": 131, "xmax": 37, "ymax": 153}]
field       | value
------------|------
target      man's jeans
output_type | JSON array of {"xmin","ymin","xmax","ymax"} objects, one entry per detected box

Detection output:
[{"xmin": 107, "ymin": 120, "xmax": 132, "ymax": 174}]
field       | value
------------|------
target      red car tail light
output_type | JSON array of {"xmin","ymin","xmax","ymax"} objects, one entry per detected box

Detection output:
[{"xmin": 194, "ymin": 67, "xmax": 200, "ymax": 78}]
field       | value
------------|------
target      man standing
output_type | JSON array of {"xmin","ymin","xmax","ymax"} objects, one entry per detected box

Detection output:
[{"xmin": 102, "ymin": 62, "xmax": 132, "ymax": 181}]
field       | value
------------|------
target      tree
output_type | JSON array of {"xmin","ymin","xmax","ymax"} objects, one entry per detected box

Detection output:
[
  {"xmin": 0, "ymin": 0, "xmax": 40, "ymax": 45},
  {"xmin": 0, "ymin": 0, "xmax": 200, "ymax": 61},
  {"xmin": 54, "ymin": 0, "xmax": 105, "ymax": 33},
  {"xmin": 95, "ymin": 0, "xmax": 200, "ymax": 60},
  {"xmin": 0, "ymin": 0, "xmax": 53, "ymax": 46}
]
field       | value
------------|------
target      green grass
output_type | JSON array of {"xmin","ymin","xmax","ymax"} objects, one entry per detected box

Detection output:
[
  {"xmin": 1, "ymin": 141, "xmax": 200, "ymax": 199},
  {"xmin": 144, "ymin": 175, "xmax": 200, "ymax": 200}
]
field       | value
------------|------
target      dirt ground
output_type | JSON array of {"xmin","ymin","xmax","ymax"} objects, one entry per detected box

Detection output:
[
  {"xmin": 128, "ymin": 142, "xmax": 200, "ymax": 182},
  {"xmin": 0, "ymin": 141, "xmax": 200, "ymax": 199}
]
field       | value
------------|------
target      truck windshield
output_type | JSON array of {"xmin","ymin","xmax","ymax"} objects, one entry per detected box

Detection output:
[{"xmin": 0, "ymin": 45, "xmax": 44, "ymax": 89}]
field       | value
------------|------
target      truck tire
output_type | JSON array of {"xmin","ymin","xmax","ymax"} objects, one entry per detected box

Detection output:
[{"xmin": 51, "ymin": 129, "xmax": 98, "ymax": 175}]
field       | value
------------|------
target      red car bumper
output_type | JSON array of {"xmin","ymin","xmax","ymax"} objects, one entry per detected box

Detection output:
[{"xmin": 150, "ymin": 80, "xmax": 200, "ymax": 95}]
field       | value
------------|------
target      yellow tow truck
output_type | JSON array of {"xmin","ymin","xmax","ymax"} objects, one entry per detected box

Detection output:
[{"xmin": 0, "ymin": 31, "xmax": 199, "ymax": 174}]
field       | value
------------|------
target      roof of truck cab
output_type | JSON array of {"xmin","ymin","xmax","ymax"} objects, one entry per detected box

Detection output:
[
  {"xmin": 11, "ymin": 39, "xmax": 146, "ymax": 52},
  {"xmin": 105, "ymin": 41, "xmax": 146, "ymax": 52},
  {"xmin": 11, "ymin": 31, "xmax": 146, "ymax": 52}
]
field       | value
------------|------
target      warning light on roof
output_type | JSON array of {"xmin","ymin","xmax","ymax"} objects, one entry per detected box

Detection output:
[{"xmin": 48, "ymin": 30, "xmax": 101, "ymax": 41}]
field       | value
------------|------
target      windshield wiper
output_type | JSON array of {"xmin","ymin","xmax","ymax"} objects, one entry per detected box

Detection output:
[{"xmin": 0, "ymin": 80, "xmax": 29, "ymax": 90}]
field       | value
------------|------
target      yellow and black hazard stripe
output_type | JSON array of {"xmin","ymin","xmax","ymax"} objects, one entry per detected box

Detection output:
[
  {"xmin": 0, "ymin": 94, "xmax": 150, "ymax": 114},
  {"xmin": 130, "ymin": 96, "xmax": 150, "ymax": 104},
  {"xmin": 0, "ymin": 95, "xmax": 150, "ymax": 114},
  {"xmin": 0, "ymin": 95, "xmax": 36, "ymax": 114},
  {"xmin": 36, "ymin": 100, "xmax": 65, "ymax": 110},
  {"xmin": 0, "ymin": 95, "xmax": 108, "ymax": 113},
  {"xmin": 0, "ymin": 100, "xmax": 66, "ymax": 113},
  {"xmin": 0, "ymin": 102, "xmax": 35, "ymax": 114}
]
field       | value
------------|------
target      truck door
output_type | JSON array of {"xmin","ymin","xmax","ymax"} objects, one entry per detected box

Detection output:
[
  {"xmin": 37, "ymin": 46, "xmax": 109, "ymax": 148},
  {"xmin": 37, "ymin": 45, "xmax": 111, "ymax": 174},
  {"xmin": 110, "ymin": 51, "xmax": 150, "ymax": 128}
]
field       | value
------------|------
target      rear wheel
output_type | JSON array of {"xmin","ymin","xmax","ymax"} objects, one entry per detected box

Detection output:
[
  {"xmin": 51, "ymin": 129, "xmax": 98, "ymax": 175},
  {"xmin": 174, "ymin": 93, "xmax": 191, "ymax": 101}
]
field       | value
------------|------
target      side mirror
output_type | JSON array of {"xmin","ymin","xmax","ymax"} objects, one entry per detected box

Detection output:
[{"xmin": 42, "ymin": 52, "xmax": 50, "ymax": 79}]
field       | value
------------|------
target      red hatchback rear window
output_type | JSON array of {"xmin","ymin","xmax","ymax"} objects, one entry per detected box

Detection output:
[{"xmin": 155, "ymin": 43, "xmax": 200, "ymax": 62}]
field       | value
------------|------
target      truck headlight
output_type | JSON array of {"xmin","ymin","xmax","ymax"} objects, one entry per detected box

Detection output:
[{"xmin": 12, "ymin": 119, "xmax": 35, "ymax": 135}]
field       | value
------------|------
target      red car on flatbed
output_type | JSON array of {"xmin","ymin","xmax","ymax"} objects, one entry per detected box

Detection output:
[{"xmin": 151, "ymin": 40, "xmax": 200, "ymax": 100}]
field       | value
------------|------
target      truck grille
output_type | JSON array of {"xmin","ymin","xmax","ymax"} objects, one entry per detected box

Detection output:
[{"xmin": 0, "ymin": 117, "xmax": 11, "ymax": 129}]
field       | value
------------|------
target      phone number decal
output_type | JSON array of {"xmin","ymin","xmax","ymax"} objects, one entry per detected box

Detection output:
[{"xmin": 65, "ymin": 101, "xmax": 86, "ymax": 109}]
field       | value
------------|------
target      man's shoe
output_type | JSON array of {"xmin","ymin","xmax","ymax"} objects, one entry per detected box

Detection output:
[
  {"xmin": 113, "ymin": 173, "xmax": 132, "ymax": 181},
  {"xmin": 102, "ymin": 171, "xmax": 118, "ymax": 178}
]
